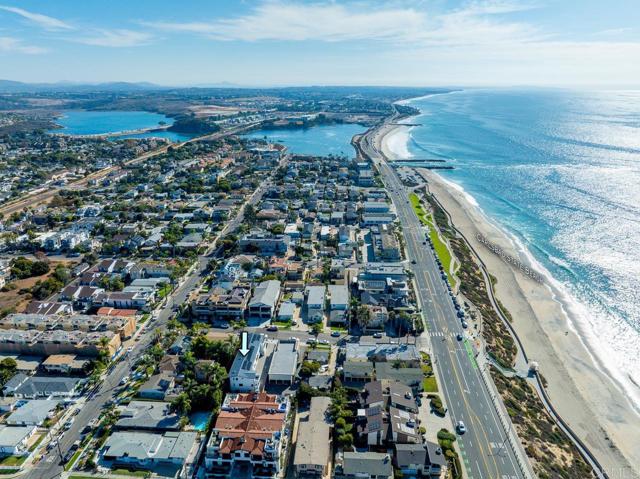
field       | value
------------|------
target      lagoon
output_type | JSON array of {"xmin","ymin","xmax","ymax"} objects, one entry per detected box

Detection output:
[
  {"xmin": 244, "ymin": 123, "xmax": 365, "ymax": 158},
  {"xmin": 48, "ymin": 110, "xmax": 194, "ymax": 141}
]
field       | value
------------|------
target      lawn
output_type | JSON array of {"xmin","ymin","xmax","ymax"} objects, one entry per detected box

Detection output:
[
  {"xmin": 272, "ymin": 321, "xmax": 292, "ymax": 330},
  {"xmin": 410, "ymin": 193, "xmax": 458, "ymax": 288},
  {"xmin": 157, "ymin": 284, "xmax": 172, "ymax": 299},
  {"xmin": 111, "ymin": 469, "xmax": 151, "ymax": 478},
  {"xmin": 28, "ymin": 433, "xmax": 45, "ymax": 452},
  {"xmin": 330, "ymin": 325, "xmax": 348, "ymax": 333},
  {"xmin": 64, "ymin": 448, "xmax": 83, "ymax": 471},
  {"xmin": 409, "ymin": 193, "xmax": 430, "ymax": 226},
  {"xmin": 0, "ymin": 455, "xmax": 26, "ymax": 466},
  {"xmin": 422, "ymin": 376, "xmax": 439, "ymax": 393}
]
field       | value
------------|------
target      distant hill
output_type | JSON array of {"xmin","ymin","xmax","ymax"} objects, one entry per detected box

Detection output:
[{"xmin": 0, "ymin": 79, "xmax": 166, "ymax": 93}]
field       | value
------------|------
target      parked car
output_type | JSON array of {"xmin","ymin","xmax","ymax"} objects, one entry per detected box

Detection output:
[
  {"xmin": 456, "ymin": 333, "xmax": 463, "ymax": 341},
  {"xmin": 267, "ymin": 325, "xmax": 278, "ymax": 332},
  {"xmin": 331, "ymin": 330, "xmax": 341, "ymax": 337},
  {"xmin": 372, "ymin": 332, "xmax": 383, "ymax": 339}
]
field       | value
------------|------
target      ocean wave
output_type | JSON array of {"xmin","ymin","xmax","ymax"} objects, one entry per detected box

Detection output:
[{"xmin": 432, "ymin": 171, "xmax": 640, "ymax": 414}]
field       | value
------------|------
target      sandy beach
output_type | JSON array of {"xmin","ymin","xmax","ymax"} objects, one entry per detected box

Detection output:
[{"xmin": 380, "ymin": 124, "xmax": 640, "ymax": 476}]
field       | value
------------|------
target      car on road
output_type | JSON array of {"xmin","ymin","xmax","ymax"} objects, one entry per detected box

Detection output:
[
  {"xmin": 119, "ymin": 376, "xmax": 129, "ymax": 385},
  {"xmin": 411, "ymin": 259, "xmax": 417, "ymax": 264},
  {"xmin": 456, "ymin": 333, "xmax": 463, "ymax": 341},
  {"xmin": 372, "ymin": 332, "xmax": 383, "ymax": 339},
  {"xmin": 267, "ymin": 325, "xmax": 278, "ymax": 332},
  {"xmin": 456, "ymin": 421, "xmax": 467, "ymax": 434},
  {"xmin": 422, "ymin": 241, "xmax": 427, "ymax": 245},
  {"xmin": 331, "ymin": 331, "xmax": 341, "ymax": 337},
  {"xmin": 461, "ymin": 321, "xmax": 468, "ymax": 329}
]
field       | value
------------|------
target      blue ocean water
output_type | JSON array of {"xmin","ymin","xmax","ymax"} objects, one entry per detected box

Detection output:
[
  {"xmin": 400, "ymin": 89, "xmax": 640, "ymax": 405},
  {"xmin": 244, "ymin": 123, "xmax": 365, "ymax": 158},
  {"xmin": 49, "ymin": 110, "xmax": 193, "ymax": 141}
]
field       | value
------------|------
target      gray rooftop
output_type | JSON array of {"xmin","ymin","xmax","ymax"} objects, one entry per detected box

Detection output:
[
  {"xmin": 293, "ymin": 396, "xmax": 331, "ymax": 468},
  {"xmin": 0, "ymin": 425, "xmax": 35, "ymax": 448},
  {"xmin": 6, "ymin": 399, "xmax": 59, "ymax": 425},
  {"xmin": 342, "ymin": 451, "xmax": 393, "ymax": 477},
  {"xmin": 250, "ymin": 280, "xmax": 281, "ymax": 308},
  {"xmin": 268, "ymin": 341, "xmax": 298, "ymax": 378},
  {"xmin": 115, "ymin": 401, "xmax": 181, "ymax": 431},
  {"xmin": 102, "ymin": 431, "xmax": 197, "ymax": 463}
]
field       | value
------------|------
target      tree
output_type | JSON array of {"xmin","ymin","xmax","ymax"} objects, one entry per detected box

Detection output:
[
  {"xmin": 171, "ymin": 392, "xmax": 192, "ymax": 415},
  {"xmin": 299, "ymin": 361, "xmax": 321, "ymax": 377},
  {"xmin": 244, "ymin": 204, "xmax": 257, "ymax": 224},
  {"xmin": 311, "ymin": 323, "xmax": 323, "ymax": 336}
]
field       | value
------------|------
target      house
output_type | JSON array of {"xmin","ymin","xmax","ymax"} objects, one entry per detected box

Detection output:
[
  {"xmin": 138, "ymin": 373, "xmax": 175, "ymax": 400},
  {"xmin": 97, "ymin": 290, "xmax": 154, "ymax": 311},
  {"xmin": 360, "ymin": 305, "xmax": 389, "ymax": 332},
  {"xmin": 277, "ymin": 302, "xmax": 296, "ymax": 321},
  {"xmin": 0, "ymin": 425, "xmax": 36, "ymax": 457},
  {"xmin": 335, "ymin": 452, "xmax": 393, "ymax": 479},
  {"xmin": 101, "ymin": 431, "xmax": 198, "ymax": 472},
  {"xmin": 293, "ymin": 396, "xmax": 332, "ymax": 479},
  {"xmin": 305, "ymin": 286, "xmax": 326, "ymax": 323},
  {"xmin": 60, "ymin": 285, "xmax": 104, "ymax": 310},
  {"xmin": 389, "ymin": 406, "xmax": 420, "ymax": 444},
  {"xmin": 248, "ymin": 280, "xmax": 281, "ymax": 321},
  {"xmin": 191, "ymin": 285, "xmax": 250, "ymax": 321},
  {"xmin": 24, "ymin": 301, "xmax": 72, "ymax": 316},
  {"xmin": 115, "ymin": 401, "xmax": 181, "ymax": 431},
  {"xmin": 5, "ymin": 400, "xmax": 59, "ymax": 426},
  {"xmin": 307, "ymin": 349, "xmax": 329, "ymax": 365},
  {"xmin": 307, "ymin": 375, "xmax": 332, "ymax": 392},
  {"xmin": 343, "ymin": 360, "xmax": 374, "ymax": 382},
  {"xmin": 268, "ymin": 340, "xmax": 298, "ymax": 385},
  {"xmin": 204, "ymin": 392, "xmax": 289, "ymax": 479},
  {"xmin": 394, "ymin": 442, "xmax": 447, "ymax": 478},
  {"xmin": 238, "ymin": 233, "xmax": 290, "ymax": 255},
  {"xmin": 328, "ymin": 284, "xmax": 349, "ymax": 325},
  {"xmin": 41, "ymin": 354, "xmax": 89, "ymax": 375},
  {"xmin": 388, "ymin": 381, "xmax": 419, "ymax": 414},
  {"xmin": 2, "ymin": 374, "xmax": 81, "ymax": 399},
  {"xmin": 363, "ymin": 201, "xmax": 391, "ymax": 214},
  {"xmin": 229, "ymin": 333, "xmax": 266, "ymax": 393},
  {"xmin": 375, "ymin": 363, "xmax": 424, "ymax": 391},
  {"xmin": 356, "ymin": 405, "xmax": 387, "ymax": 446},
  {"xmin": 345, "ymin": 343, "xmax": 421, "ymax": 367}
]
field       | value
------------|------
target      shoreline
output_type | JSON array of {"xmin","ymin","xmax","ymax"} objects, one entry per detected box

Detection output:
[{"xmin": 380, "ymin": 122, "xmax": 640, "ymax": 475}]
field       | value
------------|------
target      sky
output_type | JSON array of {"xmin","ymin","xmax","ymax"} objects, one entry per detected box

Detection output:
[{"xmin": 0, "ymin": 0, "xmax": 639, "ymax": 87}]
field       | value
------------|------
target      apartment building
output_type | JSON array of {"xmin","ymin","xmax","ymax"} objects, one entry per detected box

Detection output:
[{"xmin": 205, "ymin": 392, "xmax": 289, "ymax": 479}]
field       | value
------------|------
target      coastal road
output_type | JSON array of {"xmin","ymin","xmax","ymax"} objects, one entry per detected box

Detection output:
[{"xmin": 358, "ymin": 127, "xmax": 527, "ymax": 479}]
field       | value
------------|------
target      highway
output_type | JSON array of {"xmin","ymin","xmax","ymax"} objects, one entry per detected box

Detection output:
[{"xmin": 357, "ymin": 125, "xmax": 527, "ymax": 479}]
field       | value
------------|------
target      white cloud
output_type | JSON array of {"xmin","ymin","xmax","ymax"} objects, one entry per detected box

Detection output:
[
  {"xmin": 146, "ymin": 2, "xmax": 426, "ymax": 42},
  {"xmin": 593, "ymin": 27, "xmax": 632, "ymax": 37},
  {"xmin": 0, "ymin": 36, "xmax": 46, "ymax": 54},
  {"xmin": 0, "ymin": 5, "xmax": 73, "ymax": 30},
  {"xmin": 145, "ymin": 0, "xmax": 546, "ymax": 47},
  {"xmin": 75, "ymin": 29, "xmax": 154, "ymax": 48}
]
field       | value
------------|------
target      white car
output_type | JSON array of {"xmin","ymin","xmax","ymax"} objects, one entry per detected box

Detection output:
[{"xmin": 456, "ymin": 421, "xmax": 466, "ymax": 434}]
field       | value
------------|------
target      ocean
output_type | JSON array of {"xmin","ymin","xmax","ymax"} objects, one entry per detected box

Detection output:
[{"xmin": 393, "ymin": 89, "xmax": 640, "ymax": 409}]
